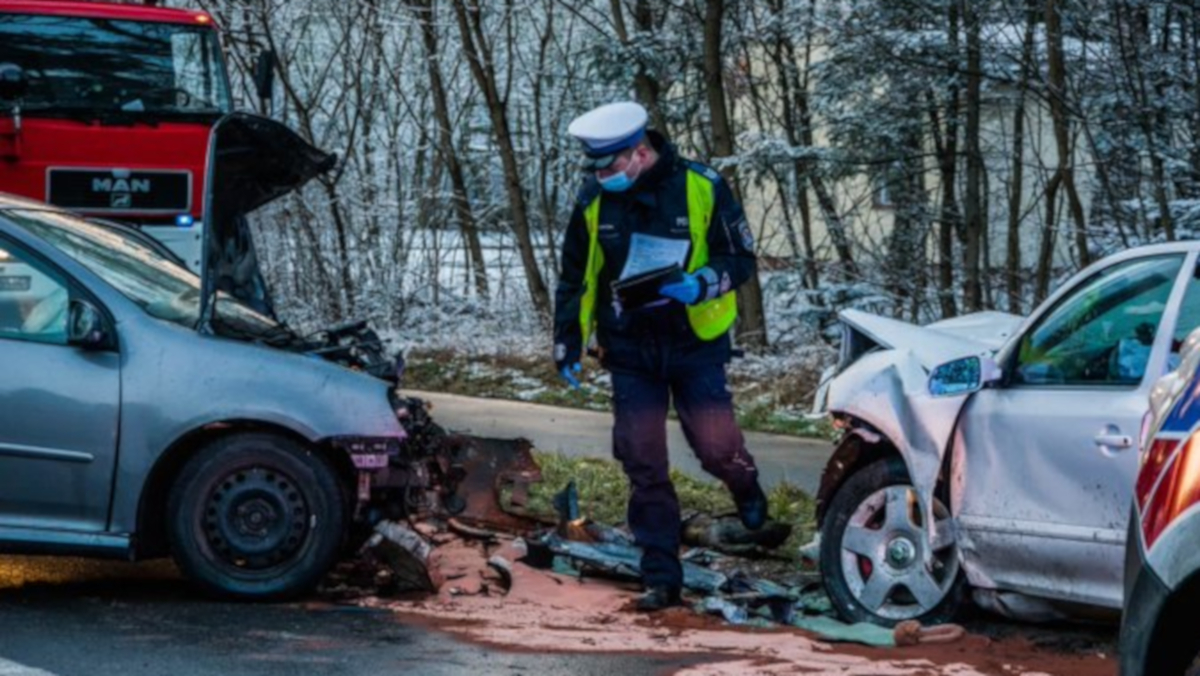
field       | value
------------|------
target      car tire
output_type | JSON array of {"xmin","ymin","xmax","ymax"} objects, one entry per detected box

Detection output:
[
  {"xmin": 820, "ymin": 458, "xmax": 966, "ymax": 626},
  {"xmin": 167, "ymin": 433, "xmax": 347, "ymax": 601}
]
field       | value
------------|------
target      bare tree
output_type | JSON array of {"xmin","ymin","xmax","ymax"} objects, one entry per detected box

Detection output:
[
  {"xmin": 451, "ymin": 0, "xmax": 553, "ymax": 320},
  {"xmin": 409, "ymin": 0, "xmax": 490, "ymax": 300},
  {"xmin": 702, "ymin": 0, "xmax": 767, "ymax": 348}
]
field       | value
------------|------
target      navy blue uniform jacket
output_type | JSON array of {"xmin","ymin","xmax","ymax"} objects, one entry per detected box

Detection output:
[{"xmin": 553, "ymin": 132, "xmax": 757, "ymax": 375}]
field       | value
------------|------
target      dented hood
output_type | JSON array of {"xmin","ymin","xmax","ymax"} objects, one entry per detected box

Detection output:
[
  {"xmin": 198, "ymin": 113, "xmax": 336, "ymax": 330},
  {"xmin": 839, "ymin": 308, "xmax": 1022, "ymax": 369}
]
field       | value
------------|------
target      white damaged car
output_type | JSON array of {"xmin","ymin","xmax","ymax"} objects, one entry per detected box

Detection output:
[{"xmin": 812, "ymin": 243, "xmax": 1200, "ymax": 625}]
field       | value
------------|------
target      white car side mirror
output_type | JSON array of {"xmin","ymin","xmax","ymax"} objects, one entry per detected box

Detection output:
[{"xmin": 928, "ymin": 355, "xmax": 1001, "ymax": 397}]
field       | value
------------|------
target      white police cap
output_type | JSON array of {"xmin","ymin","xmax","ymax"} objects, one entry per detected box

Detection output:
[{"xmin": 567, "ymin": 101, "xmax": 649, "ymax": 169}]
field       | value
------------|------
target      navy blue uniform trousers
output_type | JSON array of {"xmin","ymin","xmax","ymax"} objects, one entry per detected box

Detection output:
[{"xmin": 611, "ymin": 362, "xmax": 760, "ymax": 588}]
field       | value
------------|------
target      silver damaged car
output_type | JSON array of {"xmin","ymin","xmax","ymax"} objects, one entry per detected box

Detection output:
[
  {"xmin": 0, "ymin": 115, "xmax": 449, "ymax": 600},
  {"xmin": 813, "ymin": 243, "xmax": 1200, "ymax": 625}
]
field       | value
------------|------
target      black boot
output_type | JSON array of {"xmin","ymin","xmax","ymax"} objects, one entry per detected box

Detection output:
[
  {"xmin": 636, "ymin": 585, "xmax": 683, "ymax": 612},
  {"xmin": 736, "ymin": 484, "xmax": 769, "ymax": 531}
]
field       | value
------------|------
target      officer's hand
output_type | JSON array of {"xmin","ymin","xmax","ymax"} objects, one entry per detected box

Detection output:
[
  {"xmin": 659, "ymin": 272, "xmax": 702, "ymax": 305},
  {"xmin": 559, "ymin": 362, "xmax": 581, "ymax": 389}
]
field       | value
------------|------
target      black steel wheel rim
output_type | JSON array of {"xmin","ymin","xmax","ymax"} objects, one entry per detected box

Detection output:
[{"xmin": 202, "ymin": 466, "xmax": 311, "ymax": 570}]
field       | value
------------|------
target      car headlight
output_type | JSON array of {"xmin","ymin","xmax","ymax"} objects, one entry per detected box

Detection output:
[{"xmin": 0, "ymin": 248, "xmax": 10, "ymax": 262}]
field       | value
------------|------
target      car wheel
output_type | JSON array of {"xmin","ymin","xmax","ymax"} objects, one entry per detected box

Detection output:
[
  {"xmin": 820, "ymin": 458, "xmax": 965, "ymax": 626},
  {"xmin": 168, "ymin": 433, "xmax": 347, "ymax": 600}
]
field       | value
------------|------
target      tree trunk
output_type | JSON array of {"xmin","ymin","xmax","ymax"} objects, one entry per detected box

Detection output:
[
  {"xmin": 451, "ymin": 0, "xmax": 551, "ymax": 320},
  {"xmin": 1046, "ymin": 0, "xmax": 1092, "ymax": 263},
  {"xmin": 411, "ymin": 0, "xmax": 489, "ymax": 300},
  {"xmin": 1036, "ymin": 172, "xmax": 1064, "ymax": 304},
  {"xmin": 1006, "ymin": 0, "xmax": 1037, "ymax": 315},
  {"xmin": 610, "ymin": 0, "xmax": 667, "ymax": 133},
  {"xmin": 963, "ymin": 0, "xmax": 984, "ymax": 313},
  {"xmin": 701, "ymin": 0, "xmax": 767, "ymax": 349},
  {"xmin": 771, "ymin": 0, "xmax": 819, "ymax": 289}
]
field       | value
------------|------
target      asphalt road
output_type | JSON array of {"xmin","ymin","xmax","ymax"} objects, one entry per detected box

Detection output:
[
  {"xmin": 0, "ymin": 557, "xmax": 703, "ymax": 676},
  {"xmin": 405, "ymin": 390, "xmax": 834, "ymax": 494}
]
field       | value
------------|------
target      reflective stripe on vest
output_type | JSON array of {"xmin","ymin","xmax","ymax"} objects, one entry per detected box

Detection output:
[{"xmin": 580, "ymin": 169, "xmax": 737, "ymax": 345}]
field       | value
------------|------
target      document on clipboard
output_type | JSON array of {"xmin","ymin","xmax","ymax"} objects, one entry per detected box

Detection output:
[
  {"xmin": 611, "ymin": 234, "xmax": 691, "ymax": 311},
  {"xmin": 619, "ymin": 234, "xmax": 690, "ymax": 280}
]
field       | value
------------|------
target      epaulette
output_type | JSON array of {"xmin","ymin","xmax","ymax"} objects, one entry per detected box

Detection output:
[
  {"xmin": 576, "ymin": 176, "xmax": 602, "ymax": 206},
  {"xmin": 684, "ymin": 160, "xmax": 721, "ymax": 184}
]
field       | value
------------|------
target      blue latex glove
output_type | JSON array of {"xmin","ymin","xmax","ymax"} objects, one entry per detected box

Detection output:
[
  {"xmin": 560, "ymin": 362, "xmax": 581, "ymax": 389},
  {"xmin": 659, "ymin": 272, "xmax": 702, "ymax": 305}
]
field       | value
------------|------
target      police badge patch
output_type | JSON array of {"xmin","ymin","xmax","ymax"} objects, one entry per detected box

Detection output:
[{"xmin": 735, "ymin": 218, "xmax": 755, "ymax": 250}]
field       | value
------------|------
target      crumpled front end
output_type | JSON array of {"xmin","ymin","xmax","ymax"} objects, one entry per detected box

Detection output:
[
  {"xmin": 814, "ymin": 309, "xmax": 1023, "ymax": 572},
  {"xmin": 818, "ymin": 308, "xmax": 1022, "ymax": 503},
  {"xmin": 339, "ymin": 391, "xmax": 542, "ymax": 533}
]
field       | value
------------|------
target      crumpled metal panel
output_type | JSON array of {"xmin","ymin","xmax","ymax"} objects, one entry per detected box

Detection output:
[
  {"xmin": 450, "ymin": 435, "xmax": 544, "ymax": 534},
  {"xmin": 823, "ymin": 310, "xmax": 1009, "ymax": 567},
  {"xmin": 838, "ymin": 309, "xmax": 1022, "ymax": 365},
  {"xmin": 826, "ymin": 348, "xmax": 973, "ymax": 546}
]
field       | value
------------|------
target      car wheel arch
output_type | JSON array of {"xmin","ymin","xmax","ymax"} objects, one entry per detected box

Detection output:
[
  {"xmin": 133, "ymin": 420, "xmax": 356, "ymax": 560},
  {"xmin": 817, "ymin": 417, "xmax": 956, "ymax": 527},
  {"xmin": 817, "ymin": 421, "xmax": 904, "ymax": 526}
]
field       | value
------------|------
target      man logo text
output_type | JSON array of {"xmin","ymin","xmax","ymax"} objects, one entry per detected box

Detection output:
[{"xmin": 92, "ymin": 178, "xmax": 151, "ymax": 194}]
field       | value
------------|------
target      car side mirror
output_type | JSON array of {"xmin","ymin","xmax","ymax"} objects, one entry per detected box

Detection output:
[
  {"xmin": 0, "ymin": 63, "xmax": 27, "ymax": 102},
  {"xmin": 254, "ymin": 51, "xmax": 276, "ymax": 102},
  {"xmin": 928, "ymin": 355, "xmax": 1000, "ymax": 397},
  {"xmin": 67, "ymin": 299, "xmax": 109, "ymax": 350}
]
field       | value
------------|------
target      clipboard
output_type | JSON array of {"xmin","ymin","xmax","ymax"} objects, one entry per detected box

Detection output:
[{"xmin": 611, "ymin": 264, "xmax": 683, "ymax": 311}]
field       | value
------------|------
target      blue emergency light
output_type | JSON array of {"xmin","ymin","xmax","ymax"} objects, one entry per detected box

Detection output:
[{"xmin": 175, "ymin": 214, "xmax": 195, "ymax": 228}]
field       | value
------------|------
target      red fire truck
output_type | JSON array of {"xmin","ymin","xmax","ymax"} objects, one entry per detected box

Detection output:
[{"xmin": 0, "ymin": 0, "xmax": 264, "ymax": 273}]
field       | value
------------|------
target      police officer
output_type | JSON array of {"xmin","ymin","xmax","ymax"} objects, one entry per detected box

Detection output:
[{"xmin": 553, "ymin": 102, "xmax": 768, "ymax": 611}]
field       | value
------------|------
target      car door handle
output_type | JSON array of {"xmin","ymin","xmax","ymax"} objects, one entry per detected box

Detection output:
[{"xmin": 1094, "ymin": 432, "xmax": 1133, "ymax": 450}]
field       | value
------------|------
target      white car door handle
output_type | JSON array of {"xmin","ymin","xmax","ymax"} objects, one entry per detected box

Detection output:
[{"xmin": 1094, "ymin": 433, "xmax": 1133, "ymax": 449}]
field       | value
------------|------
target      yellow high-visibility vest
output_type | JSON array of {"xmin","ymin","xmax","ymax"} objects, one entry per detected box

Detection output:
[{"xmin": 579, "ymin": 168, "xmax": 737, "ymax": 347}]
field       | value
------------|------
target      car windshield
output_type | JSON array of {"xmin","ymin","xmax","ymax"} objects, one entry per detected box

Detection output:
[
  {"xmin": 5, "ymin": 208, "xmax": 279, "ymax": 335},
  {"xmin": 0, "ymin": 14, "xmax": 231, "ymax": 118}
]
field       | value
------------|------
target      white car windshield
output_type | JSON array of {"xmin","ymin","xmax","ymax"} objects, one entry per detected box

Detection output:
[{"xmin": 6, "ymin": 208, "xmax": 279, "ymax": 334}]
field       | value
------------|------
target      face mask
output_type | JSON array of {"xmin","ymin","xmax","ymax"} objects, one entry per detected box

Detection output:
[{"xmin": 598, "ymin": 154, "xmax": 641, "ymax": 193}]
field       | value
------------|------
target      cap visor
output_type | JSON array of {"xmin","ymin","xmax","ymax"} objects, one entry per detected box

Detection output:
[{"xmin": 582, "ymin": 153, "xmax": 617, "ymax": 171}]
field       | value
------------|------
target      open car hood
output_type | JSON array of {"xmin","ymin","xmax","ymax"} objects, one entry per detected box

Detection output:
[{"xmin": 198, "ymin": 113, "xmax": 336, "ymax": 330}]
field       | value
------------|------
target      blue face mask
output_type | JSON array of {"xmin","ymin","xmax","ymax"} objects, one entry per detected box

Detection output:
[
  {"xmin": 597, "ymin": 154, "xmax": 642, "ymax": 193},
  {"xmin": 599, "ymin": 170, "xmax": 634, "ymax": 193}
]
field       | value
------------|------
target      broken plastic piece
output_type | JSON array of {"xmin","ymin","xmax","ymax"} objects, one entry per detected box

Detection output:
[
  {"xmin": 365, "ymin": 521, "xmax": 436, "ymax": 593},
  {"xmin": 699, "ymin": 597, "xmax": 749, "ymax": 625},
  {"xmin": 535, "ymin": 533, "xmax": 728, "ymax": 593},
  {"xmin": 553, "ymin": 481, "xmax": 581, "ymax": 522}
]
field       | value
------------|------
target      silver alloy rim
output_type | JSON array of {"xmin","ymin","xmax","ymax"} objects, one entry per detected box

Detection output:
[{"xmin": 839, "ymin": 484, "xmax": 959, "ymax": 621}]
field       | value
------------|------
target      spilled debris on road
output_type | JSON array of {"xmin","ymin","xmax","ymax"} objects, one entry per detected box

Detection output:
[
  {"xmin": 322, "ymin": 438, "xmax": 964, "ymax": 651},
  {"xmin": 311, "ymin": 430, "xmax": 1115, "ymax": 675}
]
